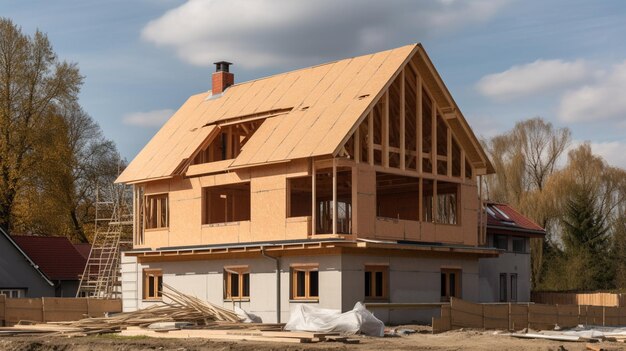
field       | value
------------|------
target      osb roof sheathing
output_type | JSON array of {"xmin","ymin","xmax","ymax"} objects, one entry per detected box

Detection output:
[{"xmin": 117, "ymin": 43, "xmax": 493, "ymax": 184}]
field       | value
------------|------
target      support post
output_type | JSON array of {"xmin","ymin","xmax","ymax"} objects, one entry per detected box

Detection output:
[
  {"xmin": 447, "ymin": 128, "xmax": 452, "ymax": 177},
  {"xmin": 400, "ymin": 69, "xmax": 406, "ymax": 170},
  {"xmin": 354, "ymin": 127, "xmax": 360, "ymax": 163},
  {"xmin": 368, "ymin": 111, "xmax": 374, "ymax": 165},
  {"xmin": 417, "ymin": 74, "xmax": 422, "ymax": 174},
  {"xmin": 383, "ymin": 92, "xmax": 389, "ymax": 168},
  {"xmin": 312, "ymin": 160, "xmax": 316, "ymax": 235},
  {"xmin": 332, "ymin": 159, "xmax": 338, "ymax": 235}
]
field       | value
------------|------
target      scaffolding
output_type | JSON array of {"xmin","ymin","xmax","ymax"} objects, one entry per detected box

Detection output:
[{"xmin": 76, "ymin": 183, "xmax": 133, "ymax": 298}]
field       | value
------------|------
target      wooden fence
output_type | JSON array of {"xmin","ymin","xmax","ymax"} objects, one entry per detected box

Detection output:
[
  {"xmin": 531, "ymin": 291, "xmax": 626, "ymax": 307},
  {"xmin": 432, "ymin": 297, "xmax": 626, "ymax": 333},
  {"xmin": 0, "ymin": 295, "xmax": 122, "ymax": 326}
]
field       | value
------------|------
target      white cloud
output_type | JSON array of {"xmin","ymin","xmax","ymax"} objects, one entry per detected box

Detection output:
[
  {"xmin": 557, "ymin": 60, "xmax": 626, "ymax": 123},
  {"xmin": 590, "ymin": 141, "xmax": 626, "ymax": 170},
  {"xmin": 476, "ymin": 59, "xmax": 592, "ymax": 100},
  {"xmin": 123, "ymin": 109, "xmax": 174, "ymax": 127},
  {"xmin": 141, "ymin": 0, "xmax": 509, "ymax": 69}
]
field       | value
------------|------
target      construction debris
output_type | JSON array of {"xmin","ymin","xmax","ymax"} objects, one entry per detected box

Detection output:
[{"xmin": 0, "ymin": 284, "xmax": 359, "ymax": 344}]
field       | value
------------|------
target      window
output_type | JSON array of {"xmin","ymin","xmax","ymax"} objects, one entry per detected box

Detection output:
[
  {"xmin": 376, "ymin": 173, "xmax": 419, "ymax": 221},
  {"xmin": 203, "ymin": 183, "xmax": 250, "ymax": 224},
  {"xmin": 143, "ymin": 269, "xmax": 163, "ymax": 300},
  {"xmin": 499, "ymin": 273, "xmax": 507, "ymax": 302},
  {"xmin": 510, "ymin": 274, "xmax": 518, "ymax": 302},
  {"xmin": 364, "ymin": 265, "xmax": 388, "ymax": 300},
  {"xmin": 493, "ymin": 235, "xmax": 508, "ymax": 250},
  {"xmin": 315, "ymin": 168, "xmax": 352, "ymax": 234},
  {"xmin": 291, "ymin": 265, "xmax": 319, "ymax": 300},
  {"xmin": 440, "ymin": 268, "xmax": 461, "ymax": 302},
  {"xmin": 436, "ymin": 181, "xmax": 458, "ymax": 224},
  {"xmin": 512, "ymin": 237, "xmax": 525, "ymax": 253},
  {"xmin": 224, "ymin": 266, "xmax": 250, "ymax": 300},
  {"xmin": 0, "ymin": 289, "xmax": 24, "ymax": 298},
  {"xmin": 144, "ymin": 194, "xmax": 168, "ymax": 229},
  {"xmin": 288, "ymin": 176, "xmax": 312, "ymax": 217}
]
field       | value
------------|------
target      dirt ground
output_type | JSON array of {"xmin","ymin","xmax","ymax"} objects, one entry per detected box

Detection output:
[{"xmin": 1, "ymin": 327, "xmax": 625, "ymax": 351}]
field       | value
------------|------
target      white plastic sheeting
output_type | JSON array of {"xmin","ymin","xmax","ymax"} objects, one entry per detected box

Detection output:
[{"xmin": 284, "ymin": 302, "xmax": 385, "ymax": 336}]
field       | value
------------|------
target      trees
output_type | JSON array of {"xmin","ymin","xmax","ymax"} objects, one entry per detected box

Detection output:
[
  {"xmin": 482, "ymin": 117, "xmax": 571, "ymax": 287},
  {"xmin": 0, "ymin": 18, "xmax": 121, "ymax": 242},
  {"xmin": 0, "ymin": 18, "xmax": 82, "ymax": 231}
]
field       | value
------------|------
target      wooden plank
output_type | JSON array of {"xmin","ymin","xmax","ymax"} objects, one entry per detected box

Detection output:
[
  {"xmin": 119, "ymin": 329, "xmax": 313, "ymax": 343},
  {"xmin": 87, "ymin": 299, "xmax": 123, "ymax": 317},
  {"xmin": 528, "ymin": 304, "xmax": 557, "ymax": 330},
  {"xmin": 399, "ymin": 69, "xmax": 406, "ymax": 170},
  {"xmin": 42, "ymin": 298, "xmax": 88, "ymax": 322},
  {"xmin": 5, "ymin": 298, "xmax": 43, "ymax": 324},
  {"xmin": 483, "ymin": 304, "xmax": 508, "ymax": 330},
  {"xmin": 509, "ymin": 303, "xmax": 528, "ymax": 331},
  {"xmin": 432, "ymin": 304, "xmax": 451, "ymax": 333},
  {"xmin": 556, "ymin": 304, "xmax": 579, "ymax": 328},
  {"xmin": 450, "ymin": 297, "xmax": 483, "ymax": 329},
  {"xmin": 587, "ymin": 305, "xmax": 604, "ymax": 326},
  {"xmin": 0, "ymin": 295, "xmax": 5, "ymax": 325},
  {"xmin": 605, "ymin": 306, "xmax": 619, "ymax": 326}
]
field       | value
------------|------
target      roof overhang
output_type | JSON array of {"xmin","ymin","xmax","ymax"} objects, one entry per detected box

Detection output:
[{"xmin": 125, "ymin": 239, "xmax": 500, "ymax": 263}]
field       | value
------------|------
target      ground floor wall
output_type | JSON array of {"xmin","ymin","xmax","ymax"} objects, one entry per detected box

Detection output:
[
  {"xmin": 122, "ymin": 252, "xmax": 482, "ymax": 325},
  {"xmin": 478, "ymin": 252, "xmax": 531, "ymax": 303}
]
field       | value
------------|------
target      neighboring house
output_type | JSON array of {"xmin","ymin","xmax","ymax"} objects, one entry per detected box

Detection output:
[
  {"xmin": 10, "ymin": 235, "xmax": 88, "ymax": 297},
  {"xmin": 0, "ymin": 228, "xmax": 55, "ymax": 298},
  {"xmin": 117, "ymin": 43, "xmax": 501, "ymax": 324},
  {"xmin": 479, "ymin": 203, "xmax": 546, "ymax": 303}
]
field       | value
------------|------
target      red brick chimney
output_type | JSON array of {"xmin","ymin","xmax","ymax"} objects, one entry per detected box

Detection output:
[{"xmin": 212, "ymin": 61, "xmax": 234, "ymax": 95}]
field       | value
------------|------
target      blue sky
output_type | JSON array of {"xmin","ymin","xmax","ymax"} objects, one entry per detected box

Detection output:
[{"xmin": 3, "ymin": 0, "xmax": 626, "ymax": 168}]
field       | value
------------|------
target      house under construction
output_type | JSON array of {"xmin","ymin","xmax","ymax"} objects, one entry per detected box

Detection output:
[{"xmin": 115, "ymin": 43, "xmax": 541, "ymax": 324}]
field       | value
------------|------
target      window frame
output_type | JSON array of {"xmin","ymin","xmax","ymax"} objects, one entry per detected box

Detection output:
[
  {"xmin": 144, "ymin": 193, "xmax": 169, "ymax": 230},
  {"xmin": 512, "ymin": 237, "xmax": 525, "ymax": 253},
  {"xmin": 290, "ymin": 265, "xmax": 319, "ymax": 301},
  {"xmin": 510, "ymin": 273, "xmax": 518, "ymax": 302},
  {"xmin": 223, "ymin": 266, "xmax": 250, "ymax": 301},
  {"xmin": 0, "ymin": 289, "xmax": 24, "ymax": 298},
  {"xmin": 493, "ymin": 234, "xmax": 509, "ymax": 251},
  {"xmin": 499, "ymin": 273, "xmax": 508, "ymax": 302},
  {"xmin": 440, "ymin": 268, "xmax": 462, "ymax": 302},
  {"xmin": 143, "ymin": 269, "xmax": 163, "ymax": 300},
  {"xmin": 364, "ymin": 265, "xmax": 389, "ymax": 301},
  {"xmin": 202, "ymin": 182, "xmax": 251, "ymax": 225}
]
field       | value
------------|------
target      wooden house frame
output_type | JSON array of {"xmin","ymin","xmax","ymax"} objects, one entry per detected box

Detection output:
[{"xmin": 118, "ymin": 44, "xmax": 506, "ymax": 324}]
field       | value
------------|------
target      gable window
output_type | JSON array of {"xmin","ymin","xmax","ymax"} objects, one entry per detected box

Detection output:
[
  {"xmin": 203, "ymin": 183, "xmax": 251, "ymax": 224},
  {"xmin": 145, "ymin": 194, "xmax": 168, "ymax": 229},
  {"xmin": 440, "ymin": 268, "xmax": 461, "ymax": 302},
  {"xmin": 143, "ymin": 269, "xmax": 163, "ymax": 300},
  {"xmin": 191, "ymin": 118, "xmax": 266, "ymax": 165},
  {"xmin": 291, "ymin": 265, "xmax": 319, "ymax": 300},
  {"xmin": 364, "ymin": 265, "xmax": 388, "ymax": 300},
  {"xmin": 224, "ymin": 266, "xmax": 250, "ymax": 300}
]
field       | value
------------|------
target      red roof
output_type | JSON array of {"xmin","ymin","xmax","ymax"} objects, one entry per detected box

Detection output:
[
  {"xmin": 485, "ymin": 203, "xmax": 545, "ymax": 236},
  {"xmin": 11, "ymin": 235, "xmax": 87, "ymax": 281},
  {"xmin": 73, "ymin": 243, "xmax": 92, "ymax": 259}
]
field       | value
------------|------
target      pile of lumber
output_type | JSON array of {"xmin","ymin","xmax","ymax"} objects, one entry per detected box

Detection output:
[
  {"xmin": 0, "ymin": 284, "xmax": 276, "ymax": 337},
  {"xmin": 120, "ymin": 327, "xmax": 359, "ymax": 344}
]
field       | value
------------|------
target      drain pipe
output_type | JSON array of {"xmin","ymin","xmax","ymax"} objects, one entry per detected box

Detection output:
[{"xmin": 261, "ymin": 247, "xmax": 281, "ymax": 323}]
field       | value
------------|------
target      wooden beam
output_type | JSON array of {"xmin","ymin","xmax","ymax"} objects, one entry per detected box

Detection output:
[
  {"xmin": 332, "ymin": 159, "xmax": 337, "ymax": 235},
  {"xmin": 417, "ymin": 73, "xmax": 422, "ymax": 174},
  {"xmin": 311, "ymin": 160, "xmax": 316, "ymax": 235},
  {"xmin": 400, "ymin": 69, "xmax": 406, "ymax": 170},
  {"xmin": 447, "ymin": 128, "xmax": 452, "ymax": 177},
  {"xmin": 354, "ymin": 127, "xmax": 360, "ymax": 163},
  {"xmin": 431, "ymin": 99, "xmax": 437, "ymax": 173},
  {"xmin": 433, "ymin": 179, "xmax": 438, "ymax": 223},
  {"xmin": 460, "ymin": 149, "xmax": 466, "ymax": 181},
  {"xmin": 368, "ymin": 110, "xmax": 374, "ymax": 166},
  {"xmin": 383, "ymin": 92, "xmax": 389, "ymax": 168}
]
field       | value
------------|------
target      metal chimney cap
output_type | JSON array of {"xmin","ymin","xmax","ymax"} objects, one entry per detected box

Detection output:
[{"xmin": 214, "ymin": 61, "xmax": 233, "ymax": 73}]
